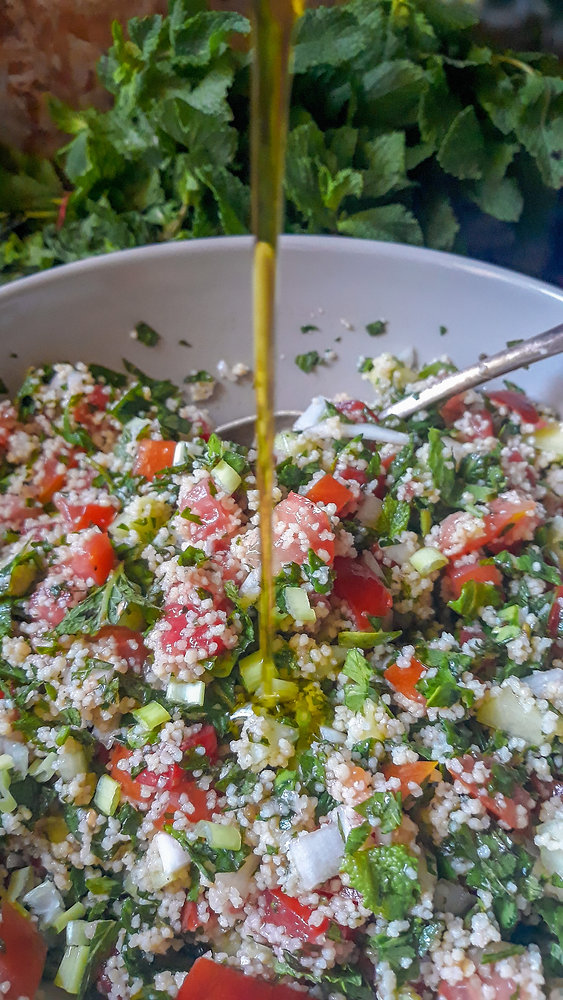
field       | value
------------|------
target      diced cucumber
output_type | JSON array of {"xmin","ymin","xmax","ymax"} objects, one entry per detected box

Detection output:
[
  {"xmin": 133, "ymin": 701, "xmax": 171, "ymax": 731},
  {"xmin": 66, "ymin": 920, "xmax": 92, "ymax": 947},
  {"xmin": 256, "ymin": 678, "xmax": 299, "ymax": 703},
  {"xmin": 477, "ymin": 683, "xmax": 563, "ymax": 745},
  {"xmin": 93, "ymin": 775, "xmax": 121, "ymax": 817},
  {"xmin": 284, "ymin": 587, "xmax": 316, "ymax": 623},
  {"xmin": 240, "ymin": 651, "xmax": 266, "ymax": 693},
  {"xmin": 52, "ymin": 902, "xmax": 87, "ymax": 935},
  {"xmin": 109, "ymin": 495, "xmax": 171, "ymax": 544},
  {"xmin": 409, "ymin": 547, "xmax": 448, "ymax": 576},
  {"xmin": 197, "ymin": 821, "xmax": 242, "ymax": 851},
  {"xmin": 56, "ymin": 739, "xmax": 87, "ymax": 780},
  {"xmin": 54, "ymin": 945, "xmax": 90, "ymax": 994},
  {"xmin": 211, "ymin": 459, "xmax": 241, "ymax": 495}
]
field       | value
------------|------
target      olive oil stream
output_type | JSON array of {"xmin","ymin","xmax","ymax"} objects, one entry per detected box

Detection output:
[{"xmin": 251, "ymin": 0, "xmax": 304, "ymax": 696}]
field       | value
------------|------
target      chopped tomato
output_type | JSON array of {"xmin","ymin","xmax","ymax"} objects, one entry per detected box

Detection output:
[
  {"xmin": 306, "ymin": 474, "xmax": 354, "ymax": 515},
  {"xmin": 109, "ymin": 747, "xmax": 213, "ymax": 824},
  {"xmin": 444, "ymin": 562, "xmax": 503, "ymax": 601},
  {"xmin": 93, "ymin": 626, "xmax": 148, "ymax": 669},
  {"xmin": 338, "ymin": 466, "xmax": 368, "ymax": 486},
  {"xmin": 177, "ymin": 958, "xmax": 305, "ymax": 1000},
  {"xmin": 437, "ymin": 511, "xmax": 488, "ymax": 557},
  {"xmin": 0, "ymin": 403, "xmax": 17, "ymax": 450},
  {"xmin": 440, "ymin": 394, "xmax": 493, "ymax": 441},
  {"xmin": 438, "ymin": 970, "xmax": 517, "ymax": 1000},
  {"xmin": 264, "ymin": 889, "xmax": 329, "ymax": 943},
  {"xmin": 0, "ymin": 494, "xmax": 42, "ymax": 527},
  {"xmin": 70, "ymin": 531, "xmax": 115, "ymax": 585},
  {"xmin": 334, "ymin": 399, "xmax": 378, "ymax": 424},
  {"xmin": 178, "ymin": 476, "xmax": 241, "ymax": 553},
  {"xmin": 447, "ymin": 755, "xmax": 533, "ymax": 829},
  {"xmin": 136, "ymin": 763, "xmax": 187, "ymax": 790},
  {"xmin": 160, "ymin": 601, "xmax": 231, "ymax": 659},
  {"xmin": 0, "ymin": 899, "xmax": 47, "ymax": 1000},
  {"xmin": 272, "ymin": 492, "xmax": 334, "ymax": 573},
  {"xmin": 54, "ymin": 496, "xmax": 116, "ymax": 531},
  {"xmin": 34, "ymin": 448, "xmax": 77, "ymax": 503},
  {"xmin": 153, "ymin": 783, "xmax": 213, "ymax": 830},
  {"xmin": 133, "ymin": 440, "xmax": 176, "ymax": 481},
  {"xmin": 382, "ymin": 760, "xmax": 439, "ymax": 797},
  {"xmin": 487, "ymin": 389, "xmax": 541, "ymax": 426},
  {"xmin": 548, "ymin": 585, "xmax": 563, "ymax": 639},
  {"xmin": 73, "ymin": 385, "xmax": 110, "ymax": 428},
  {"xmin": 333, "ymin": 556, "xmax": 392, "ymax": 629},
  {"xmin": 181, "ymin": 899, "xmax": 203, "ymax": 933},
  {"xmin": 182, "ymin": 724, "xmax": 218, "ymax": 761},
  {"xmin": 384, "ymin": 658, "xmax": 425, "ymax": 703},
  {"xmin": 485, "ymin": 492, "xmax": 541, "ymax": 553},
  {"xmin": 109, "ymin": 746, "xmax": 146, "ymax": 804}
]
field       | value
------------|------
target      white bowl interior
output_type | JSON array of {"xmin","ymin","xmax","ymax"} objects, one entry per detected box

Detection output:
[{"xmin": 1, "ymin": 236, "xmax": 562, "ymax": 418}]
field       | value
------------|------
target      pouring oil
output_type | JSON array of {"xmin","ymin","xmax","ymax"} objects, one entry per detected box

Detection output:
[{"xmin": 251, "ymin": 0, "xmax": 304, "ymax": 696}]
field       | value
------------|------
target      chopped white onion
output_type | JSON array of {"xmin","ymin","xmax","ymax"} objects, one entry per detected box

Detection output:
[
  {"xmin": 240, "ymin": 568, "xmax": 261, "ymax": 602},
  {"xmin": 293, "ymin": 397, "xmax": 329, "ymax": 431},
  {"xmin": 356, "ymin": 494, "xmax": 382, "ymax": 528},
  {"xmin": 319, "ymin": 725, "xmax": 346, "ymax": 746},
  {"xmin": 0, "ymin": 739, "xmax": 28, "ymax": 776},
  {"xmin": 153, "ymin": 832, "xmax": 190, "ymax": 877},
  {"xmin": 289, "ymin": 823, "xmax": 344, "ymax": 891},
  {"xmin": 362, "ymin": 550, "xmax": 385, "ymax": 580},
  {"xmin": 336, "ymin": 423, "xmax": 409, "ymax": 445},
  {"xmin": 521, "ymin": 668, "xmax": 563, "ymax": 701},
  {"xmin": 23, "ymin": 880, "xmax": 65, "ymax": 926},
  {"xmin": 380, "ymin": 542, "xmax": 411, "ymax": 565},
  {"xmin": 332, "ymin": 805, "xmax": 364, "ymax": 841}
]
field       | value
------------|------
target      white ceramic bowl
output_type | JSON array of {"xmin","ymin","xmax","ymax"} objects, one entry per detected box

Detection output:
[{"xmin": 1, "ymin": 236, "xmax": 562, "ymax": 415}]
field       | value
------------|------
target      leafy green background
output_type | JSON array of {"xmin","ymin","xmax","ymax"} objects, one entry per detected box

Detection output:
[{"xmin": 0, "ymin": 0, "xmax": 561, "ymax": 284}]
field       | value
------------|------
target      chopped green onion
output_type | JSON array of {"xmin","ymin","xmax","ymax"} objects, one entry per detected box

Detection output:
[
  {"xmin": 284, "ymin": 587, "xmax": 316, "ymax": 623},
  {"xmin": 197, "ymin": 821, "xmax": 242, "ymax": 851},
  {"xmin": 66, "ymin": 920, "xmax": 92, "ymax": 947},
  {"xmin": 54, "ymin": 945, "xmax": 90, "ymax": 994},
  {"xmin": 0, "ymin": 769, "xmax": 16, "ymax": 814},
  {"xmin": 165, "ymin": 679, "xmax": 205, "ymax": 706},
  {"xmin": 7, "ymin": 867, "xmax": 32, "ymax": 902},
  {"xmin": 93, "ymin": 775, "xmax": 121, "ymax": 817},
  {"xmin": 211, "ymin": 459, "xmax": 242, "ymax": 495},
  {"xmin": 256, "ymin": 678, "xmax": 299, "ymax": 703},
  {"xmin": 53, "ymin": 902, "xmax": 87, "ymax": 935},
  {"xmin": 132, "ymin": 701, "xmax": 171, "ymax": 731},
  {"xmin": 337, "ymin": 630, "xmax": 400, "ymax": 649},
  {"xmin": 56, "ymin": 740, "xmax": 87, "ymax": 780},
  {"xmin": 0, "ymin": 754, "xmax": 13, "ymax": 771},
  {"xmin": 409, "ymin": 547, "xmax": 448, "ymax": 576}
]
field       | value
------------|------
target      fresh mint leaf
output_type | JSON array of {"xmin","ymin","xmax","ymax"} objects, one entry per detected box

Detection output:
[
  {"xmin": 55, "ymin": 564, "xmax": 161, "ymax": 636},
  {"xmin": 366, "ymin": 320, "xmax": 387, "ymax": 337},
  {"xmin": 295, "ymin": 350, "xmax": 323, "ymax": 374},
  {"xmin": 342, "ymin": 648, "xmax": 372, "ymax": 711},
  {"xmin": 355, "ymin": 790, "xmax": 402, "ymax": 834},
  {"xmin": 448, "ymin": 579, "xmax": 503, "ymax": 618},
  {"xmin": 377, "ymin": 493, "xmax": 410, "ymax": 544},
  {"xmin": 340, "ymin": 844, "xmax": 420, "ymax": 920},
  {"xmin": 134, "ymin": 321, "xmax": 160, "ymax": 346}
]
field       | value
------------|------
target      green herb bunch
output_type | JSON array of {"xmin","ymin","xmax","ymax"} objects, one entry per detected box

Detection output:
[{"xmin": 0, "ymin": 0, "xmax": 561, "ymax": 282}]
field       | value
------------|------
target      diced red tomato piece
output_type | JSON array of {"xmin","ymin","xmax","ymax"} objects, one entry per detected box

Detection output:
[
  {"xmin": 0, "ymin": 403, "xmax": 17, "ymax": 450},
  {"xmin": 446, "ymin": 755, "xmax": 533, "ymax": 829},
  {"xmin": 178, "ymin": 476, "xmax": 241, "ymax": 553},
  {"xmin": 153, "ymin": 783, "xmax": 213, "ymax": 830},
  {"xmin": 136, "ymin": 763, "xmax": 186, "ymax": 790},
  {"xmin": 338, "ymin": 466, "xmax": 368, "ymax": 486},
  {"xmin": 0, "ymin": 494, "xmax": 42, "ymax": 527},
  {"xmin": 263, "ymin": 889, "xmax": 329, "ymax": 943},
  {"xmin": 438, "ymin": 970, "xmax": 517, "ymax": 1000},
  {"xmin": 306, "ymin": 474, "xmax": 355, "ymax": 515},
  {"xmin": 485, "ymin": 492, "xmax": 541, "ymax": 553},
  {"xmin": 0, "ymin": 899, "xmax": 47, "ymax": 1000},
  {"xmin": 437, "ymin": 511, "xmax": 488, "ymax": 557},
  {"xmin": 548, "ymin": 585, "xmax": 563, "ymax": 639},
  {"xmin": 334, "ymin": 399, "xmax": 379, "ymax": 424},
  {"xmin": 109, "ymin": 746, "xmax": 146, "ymax": 804},
  {"xmin": 70, "ymin": 531, "xmax": 115, "ymax": 585},
  {"xmin": 382, "ymin": 760, "xmax": 439, "ymax": 797},
  {"xmin": 109, "ymin": 747, "xmax": 213, "ymax": 824},
  {"xmin": 177, "ymin": 957, "xmax": 305, "ymax": 1000},
  {"xmin": 182, "ymin": 724, "xmax": 218, "ymax": 761},
  {"xmin": 54, "ymin": 496, "xmax": 116, "ymax": 531},
  {"xmin": 440, "ymin": 394, "xmax": 494, "ymax": 441},
  {"xmin": 444, "ymin": 562, "xmax": 503, "ymax": 601},
  {"xmin": 160, "ymin": 601, "xmax": 231, "ymax": 659},
  {"xmin": 181, "ymin": 899, "xmax": 203, "ymax": 933},
  {"xmin": 334, "ymin": 556, "xmax": 392, "ymax": 630},
  {"xmin": 384, "ymin": 657, "xmax": 425, "ymax": 703},
  {"xmin": 73, "ymin": 385, "xmax": 110, "ymax": 428},
  {"xmin": 272, "ymin": 492, "xmax": 335, "ymax": 573},
  {"xmin": 93, "ymin": 626, "xmax": 148, "ymax": 669},
  {"xmin": 133, "ymin": 440, "xmax": 176, "ymax": 481},
  {"xmin": 34, "ymin": 448, "xmax": 78, "ymax": 503},
  {"xmin": 486, "ymin": 389, "xmax": 541, "ymax": 426}
]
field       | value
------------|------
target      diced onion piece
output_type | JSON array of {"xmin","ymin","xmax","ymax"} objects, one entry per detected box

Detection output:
[
  {"xmin": 29, "ymin": 752, "xmax": 57, "ymax": 782},
  {"xmin": 274, "ymin": 431, "xmax": 298, "ymax": 455},
  {"xmin": 211, "ymin": 459, "xmax": 241, "ymax": 495},
  {"xmin": 409, "ymin": 547, "xmax": 449, "ymax": 576},
  {"xmin": 382, "ymin": 542, "xmax": 411, "ymax": 565},
  {"xmin": 196, "ymin": 821, "xmax": 242, "ymax": 851},
  {"xmin": 284, "ymin": 587, "xmax": 316, "ymax": 623},
  {"xmin": 154, "ymin": 831, "xmax": 190, "ymax": 877},
  {"xmin": 536, "ymin": 817, "xmax": 563, "ymax": 881},
  {"xmin": 132, "ymin": 701, "xmax": 171, "ymax": 731},
  {"xmin": 93, "ymin": 774, "xmax": 121, "ymax": 817},
  {"xmin": 173, "ymin": 441, "xmax": 188, "ymax": 466},
  {"xmin": 337, "ymin": 423, "xmax": 409, "ymax": 445},
  {"xmin": 0, "ymin": 770, "xmax": 16, "ymax": 814},
  {"xmin": 239, "ymin": 651, "xmax": 265, "ymax": 693},
  {"xmin": 293, "ymin": 397, "xmax": 329, "ymax": 431},
  {"xmin": 54, "ymin": 945, "xmax": 90, "ymax": 994},
  {"xmin": 533, "ymin": 421, "xmax": 563, "ymax": 456},
  {"xmin": 522, "ymin": 668, "xmax": 563, "ymax": 702},
  {"xmin": 0, "ymin": 739, "xmax": 28, "ymax": 776},
  {"xmin": 52, "ymin": 902, "xmax": 87, "ymax": 936},
  {"xmin": 289, "ymin": 824, "xmax": 345, "ymax": 891},
  {"xmin": 66, "ymin": 920, "xmax": 92, "ymax": 947},
  {"xmin": 357, "ymin": 494, "xmax": 382, "ymax": 527},
  {"xmin": 166, "ymin": 679, "xmax": 205, "ymax": 706},
  {"xmin": 319, "ymin": 725, "xmax": 346, "ymax": 745},
  {"xmin": 239, "ymin": 568, "xmax": 260, "ymax": 605},
  {"xmin": 477, "ymin": 683, "xmax": 560, "ymax": 745},
  {"xmin": 23, "ymin": 880, "xmax": 65, "ymax": 926}
]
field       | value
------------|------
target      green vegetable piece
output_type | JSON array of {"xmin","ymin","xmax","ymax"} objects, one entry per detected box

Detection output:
[
  {"xmin": 340, "ymin": 844, "xmax": 419, "ymax": 920},
  {"xmin": 134, "ymin": 322, "xmax": 160, "ymax": 347}
]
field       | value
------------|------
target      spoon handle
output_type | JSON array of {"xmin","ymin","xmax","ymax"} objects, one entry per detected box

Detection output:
[{"xmin": 381, "ymin": 321, "xmax": 563, "ymax": 420}]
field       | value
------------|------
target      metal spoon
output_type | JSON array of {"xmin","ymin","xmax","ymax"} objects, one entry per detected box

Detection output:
[{"xmin": 215, "ymin": 321, "xmax": 563, "ymax": 445}]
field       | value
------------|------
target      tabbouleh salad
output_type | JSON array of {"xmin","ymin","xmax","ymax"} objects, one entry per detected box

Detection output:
[{"xmin": 0, "ymin": 353, "xmax": 562, "ymax": 1000}]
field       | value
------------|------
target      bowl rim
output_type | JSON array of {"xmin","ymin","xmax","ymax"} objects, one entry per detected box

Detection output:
[{"xmin": 1, "ymin": 234, "xmax": 563, "ymax": 306}]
